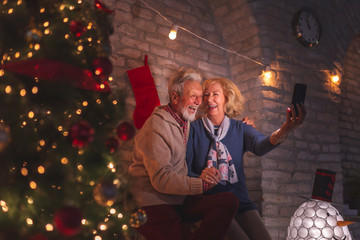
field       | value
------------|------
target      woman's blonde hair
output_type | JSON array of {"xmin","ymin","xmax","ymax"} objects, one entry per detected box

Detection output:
[{"xmin": 202, "ymin": 77, "xmax": 245, "ymax": 118}]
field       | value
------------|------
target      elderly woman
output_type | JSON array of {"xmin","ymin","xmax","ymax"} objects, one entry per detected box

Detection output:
[{"xmin": 186, "ymin": 77, "xmax": 306, "ymax": 240}]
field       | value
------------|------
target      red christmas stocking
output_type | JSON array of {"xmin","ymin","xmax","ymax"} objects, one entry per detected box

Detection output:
[{"xmin": 127, "ymin": 55, "xmax": 160, "ymax": 129}]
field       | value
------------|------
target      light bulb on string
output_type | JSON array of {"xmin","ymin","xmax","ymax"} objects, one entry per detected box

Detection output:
[
  {"xmin": 331, "ymin": 74, "xmax": 340, "ymax": 83},
  {"xmin": 169, "ymin": 25, "xmax": 178, "ymax": 40}
]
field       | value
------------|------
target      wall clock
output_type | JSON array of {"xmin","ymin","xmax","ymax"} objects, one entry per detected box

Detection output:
[{"xmin": 292, "ymin": 9, "xmax": 321, "ymax": 48}]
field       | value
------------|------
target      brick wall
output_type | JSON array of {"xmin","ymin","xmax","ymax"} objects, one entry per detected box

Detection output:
[{"xmin": 109, "ymin": 0, "xmax": 360, "ymax": 239}]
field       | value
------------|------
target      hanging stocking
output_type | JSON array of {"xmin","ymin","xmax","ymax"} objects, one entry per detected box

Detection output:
[{"xmin": 127, "ymin": 55, "xmax": 160, "ymax": 129}]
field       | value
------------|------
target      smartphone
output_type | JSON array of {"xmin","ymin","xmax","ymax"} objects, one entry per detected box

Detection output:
[{"xmin": 291, "ymin": 83, "xmax": 307, "ymax": 116}]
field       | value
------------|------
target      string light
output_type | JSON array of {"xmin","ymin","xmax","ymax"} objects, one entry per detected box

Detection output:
[
  {"xmin": 140, "ymin": 0, "xmax": 341, "ymax": 80},
  {"xmin": 168, "ymin": 25, "xmax": 178, "ymax": 40},
  {"xmin": 331, "ymin": 74, "xmax": 340, "ymax": 83}
]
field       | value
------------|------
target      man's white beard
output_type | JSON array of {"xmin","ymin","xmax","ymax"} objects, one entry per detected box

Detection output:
[{"xmin": 181, "ymin": 107, "xmax": 196, "ymax": 122}]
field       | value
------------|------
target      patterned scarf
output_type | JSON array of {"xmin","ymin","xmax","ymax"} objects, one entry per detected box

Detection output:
[{"xmin": 202, "ymin": 116, "xmax": 238, "ymax": 185}]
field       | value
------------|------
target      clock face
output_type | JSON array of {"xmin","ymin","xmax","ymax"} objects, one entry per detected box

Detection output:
[{"xmin": 294, "ymin": 10, "xmax": 320, "ymax": 47}]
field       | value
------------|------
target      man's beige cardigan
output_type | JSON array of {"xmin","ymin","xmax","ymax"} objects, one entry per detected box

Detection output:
[{"xmin": 128, "ymin": 106, "xmax": 203, "ymax": 207}]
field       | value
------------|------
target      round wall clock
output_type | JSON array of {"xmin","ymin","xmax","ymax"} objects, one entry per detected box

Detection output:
[{"xmin": 292, "ymin": 9, "xmax": 321, "ymax": 48}]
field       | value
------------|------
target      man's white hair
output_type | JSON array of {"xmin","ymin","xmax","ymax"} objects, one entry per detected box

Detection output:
[{"xmin": 168, "ymin": 68, "xmax": 202, "ymax": 101}]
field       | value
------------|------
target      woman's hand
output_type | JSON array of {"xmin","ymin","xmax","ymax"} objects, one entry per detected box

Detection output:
[
  {"xmin": 284, "ymin": 103, "xmax": 306, "ymax": 131},
  {"xmin": 199, "ymin": 166, "xmax": 220, "ymax": 186},
  {"xmin": 270, "ymin": 103, "xmax": 307, "ymax": 145}
]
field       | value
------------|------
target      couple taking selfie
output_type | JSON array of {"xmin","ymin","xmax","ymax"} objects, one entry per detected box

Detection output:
[{"xmin": 128, "ymin": 68, "xmax": 306, "ymax": 240}]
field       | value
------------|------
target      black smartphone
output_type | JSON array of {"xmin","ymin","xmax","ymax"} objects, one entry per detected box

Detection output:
[{"xmin": 291, "ymin": 83, "xmax": 307, "ymax": 116}]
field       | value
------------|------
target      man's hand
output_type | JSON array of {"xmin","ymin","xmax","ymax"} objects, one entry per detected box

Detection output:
[{"xmin": 242, "ymin": 116, "xmax": 256, "ymax": 128}]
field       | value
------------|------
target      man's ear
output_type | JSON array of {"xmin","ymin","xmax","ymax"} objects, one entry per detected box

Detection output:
[{"xmin": 171, "ymin": 92, "xmax": 179, "ymax": 104}]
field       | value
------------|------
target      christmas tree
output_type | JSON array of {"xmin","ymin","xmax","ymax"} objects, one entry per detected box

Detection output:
[{"xmin": 0, "ymin": 0, "xmax": 142, "ymax": 239}]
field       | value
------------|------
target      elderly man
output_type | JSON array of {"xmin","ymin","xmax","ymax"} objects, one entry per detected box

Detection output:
[{"xmin": 128, "ymin": 68, "xmax": 239, "ymax": 240}]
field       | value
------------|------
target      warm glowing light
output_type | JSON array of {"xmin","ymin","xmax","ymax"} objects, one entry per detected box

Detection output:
[
  {"xmin": 34, "ymin": 44, "xmax": 40, "ymax": 50},
  {"xmin": 65, "ymin": 34, "xmax": 69, "ymax": 39},
  {"xmin": 44, "ymin": 29, "xmax": 50, "ymax": 35},
  {"xmin": 87, "ymin": 23, "xmax": 93, "ymax": 30},
  {"xmin": 43, "ymin": 21, "xmax": 49, "ymax": 27},
  {"xmin": 63, "ymin": 17, "xmax": 69, "ymax": 23},
  {"xmin": 94, "ymin": 236, "xmax": 102, "ymax": 240},
  {"xmin": 81, "ymin": 219, "xmax": 87, "ymax": 225},
  {"xmin": 40, "ymin": 8, "xmax": 45, "ymax": 13},
  {"xmin": 112, "ymin": 100, "xmax": 118, "ymax": 105},
  {"xmin": 77, "ymin": 164, "xmax": 83, "ymax": 171},
  {"xmin": 77, "ymin": 45, "xmax": 83, "ymax": 51},
  {"xmin": 110, "ymin": 208, "xmax": 116, "ymax": 214},
  {"xmin": 27, "ymin": 197, "xmax": 33, "ymax": 204},
  {"xmin": 3, "ymin": 0, "xmax": 8, "ymax": 4},
  {"xmin": 8, "ymin": 8, "xmax": 13, "ymax": 14},
  {"xmin": 26, "ymin": 218, "xmax": 33, "ymax": 225},
  {"xmin": 39, "ymin": 139, "xmax": 45, "ymax": 146},
  {"xmin": 59, "ymin": 4, "xmax": 65, "ymax": 10},
  {"xmin": 108, "ymin": 163, "xmax": 114, "ymax": 169},
  {"xmin": 63, "ymin": 131, "xmax": 68, "ymax": 136},
  {"xmin": 5, "ymin": 86, "xmax": 12, "ymax": 94},
  {"xmin": 99, "ymin": 224, "xmax": 107, "ymax": 231},
  {"xmin": 30, "ymin": 181, "xmax": 37, "ymax": 189},
  {"xmin": 45, "ymin": 223, "xmax": 54, "ymax": 231},
  {"xmin": 27, "ymin": 52, "xmax": 33, "ymax": 58},
  {"xmin": 58, "ymin": 126, "xmax": 63, "ymax": 131},
  {"xmin": 331, "ymin": 75, "xmax": 340, "ymax": 83},
  {"xmin": 1, "ymin": 200, "xmax": 8, "ymax": 212},
  {"xmin": 17, "ymin": 0, "xmax": 22, "ymax": 5},
  {"xmin": 21, "ymin": 167, "xmax": 28, "ymax": 176},
  {"xmin": 61, "ymin": 157, "xmax": 68, "ymax": 164},
  {"xmin": 38, "ymin": 166, "xmax": 45, "ymax": 174},
  {"xmin": 20, "ymin": 89, "xmax": 26, "ymax": 96},
  {"xmin": 95, "ymin": 69, "xmax": 101, "ymax": 75},
  {"xmin": 0, "ymin": 69, "xmax": 4, "ymax": 76},
  {"xmin": 82, "ymin": 101, "xmax": 88, "ymax": 106},
  {"xmin": 76, "ymin": 109, "xmax": 82, "ymax": 115},
  {"xmin": 113, "ymin": 179, "xmax": 120, "ymax": 185},
  {"xmin": 22, "ymin": 121, "xmax": 27, "ymax": 126},
  {"xmin": 169, "ymin": 25, "xmax": 178, "ymax": 40},
  {"xmin": 96, "ymin": 99, "xmax": 101, "ymax": 104},
  {"xmin": 88, "ymin": 37, "xmax": 92, "ymax": 42},
  {"xmin": 28, "ymin": 111, "xmax": 35, "ymax": 118},
  {"xmin": 118, "ymin": 213, "xmax": 123, "ymax": 219},
  {"xmin": 15, "ymin": 52, "xmax": 20, "ymax": 58},
  {"xmin": 69, "ymin": 5, "xmax": 75, "ymax": 10},
  {"xmin": 31, "ymin": 86, "xmax": 38, "ymax": 94},
  {"xmin": 122, "ymin": 224, "xmax": 128, "ymax": 231},
  {"xmin": 99, "ymin": 84, "xmax": 105, "ymax": 89}
]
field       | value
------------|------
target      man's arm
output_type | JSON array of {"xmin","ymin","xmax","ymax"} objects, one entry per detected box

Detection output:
[{"xmin": 136, "ymin": 124, "xmax": 203, "ymax": 196}]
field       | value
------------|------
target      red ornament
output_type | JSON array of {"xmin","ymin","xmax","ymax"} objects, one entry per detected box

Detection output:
[
  {"xmin": 116, "ymin": 122, "xmax": 135, "ymax": 141},
  {"xmin": 54, "ymin": 206, "xmax": 83, "ymax": 236},
  {"xmin": 94, "ymin": 0, "xmax": 114, "ymax": 14},
  {"xmin": 105, "ymin": 136, "xmax": 119, "ymax": 154},
  {"xmin": 69, "ymin": 121, "xmax": 94, "ymax": 148},
  {"xmin": 69, "ymin": 20, "xmax": 86, "ymax": 37},
  {"xmin": 92, "ymin": 57, "xmax": 113, "ymax": 78}
]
